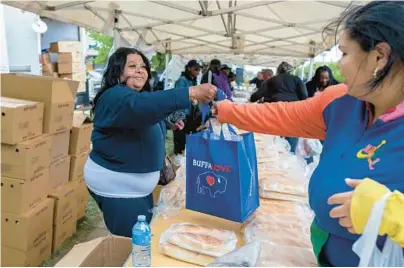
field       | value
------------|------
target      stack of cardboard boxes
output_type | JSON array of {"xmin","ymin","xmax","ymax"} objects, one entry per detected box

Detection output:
[
  {"xmin": 1, "ymin": 73, "xmax": 91, "ymax": 266},
  {"xmin": 1, "ymin": 96, "xmax": 54, "ymax": 267},
  {"xmin": 41, "ymin": 41, "xmax": 86, "ymax": 93},
  {"xmin": 41, "ymin": 53, "xmax": 59, "ymax": 78},
  {"xmin": 69, "ymin": 112, "xmax": 93, "ymax": 220},
  {"xmin": 51, "ymin": 41, "xmax": 86, "ymax": 93}
]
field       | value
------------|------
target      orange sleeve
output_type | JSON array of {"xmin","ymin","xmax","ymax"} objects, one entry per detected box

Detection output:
[{"xmin": 217, "ymin": 84, "xmax": 348, "ymax": 140}]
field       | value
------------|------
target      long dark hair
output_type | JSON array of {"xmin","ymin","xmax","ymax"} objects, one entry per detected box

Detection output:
[
  {"xmin": 277, "ymin": 61, "xmax": 293, "ymax": 75},
  {"xmin": 326, "ymin": 1, "xmax": 404, "ymax": 90},
  {"xmin": 91, "ymin": 47, "xmax": 152, "ymax": 115},
  {"xmin": 312, "ymin": 66, "xmax": 339, "ymax": 89}
]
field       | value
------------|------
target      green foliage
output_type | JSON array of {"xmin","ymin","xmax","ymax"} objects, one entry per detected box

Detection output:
[
  {"xmin": 295, "ymin": 62, "xmax": 345, "ymax": 82},
  {"xmin": 151, "ymin": 52, "xmax": 171, "ymax": 72},
  {"xmin": 88, "ymin": 30, "xmax": 113, "ymax": 65}
]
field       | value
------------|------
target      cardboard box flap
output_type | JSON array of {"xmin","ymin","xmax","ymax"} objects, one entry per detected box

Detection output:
[
  {"xmin": 73, "ymin": 112, "xmax": 93, "ymax": 127},
  {"xmin": 1, "ymin": 73, "xmax": 78, "ymax": 103},
  {"xmin": 0, "ymin": 97, "xmax": 41, "ymax": 108},
  {"xmin": 55, "ymin": 235, "xmax": 131, "ymax": 267},
  {"xmin": 64, "ymin": 79, "xmax": 79, "ymax": 97}
]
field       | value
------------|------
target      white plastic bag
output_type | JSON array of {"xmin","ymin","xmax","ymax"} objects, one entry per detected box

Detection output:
[
  {"xmin": 152, "ymin": 176, "xmax": 186, "ymax": 220},
  {"xmin": 207, "ymin": 240, "xmax": 261, "ymax": 267},
  {"xmin": 295, "ymin": 138, "xmax": 323, "ymax": 158},
  {"xmin": 352, "ymin": 192, "xmax": 404, "ymax": 267}
]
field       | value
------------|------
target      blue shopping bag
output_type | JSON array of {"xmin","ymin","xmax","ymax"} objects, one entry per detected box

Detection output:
[{"xmin": 185, "ymin": 124, "xmax": 259, "ymax": 223}]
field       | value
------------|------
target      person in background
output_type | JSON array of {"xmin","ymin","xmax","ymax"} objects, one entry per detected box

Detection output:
[
  {"xmin": 229, "ymin": 71, "xmax": 237, "ymax": 91},
  {"xmin": 214, "ymin": 1, "xmax": 404, "ymax": 265},
  {"xmin": 171, "ymin": 60, "xmax": 202, "ymax": 162},
  {"xmin": 261, "ymin": 69, "xmax": 274, "ymax": 81},
  {"xmin": 306, "ymin": 65, "xmax": 340, "ymax": 97},
  {"xmin": 250, "ymin": 62, "xmax": 307, "ymax": 103},
  {"xmin": 214, "ymin": 64, "xmax": 233, "ymax": 100},
  {"xmin": 249, "ymin": 62, "xmax": 308, "ymax": 151},
  {"xmin": 85, "ymin": 47, "xmax": 216, "ymax": 238},
  {"xmin": 249, "ymin": 72, "xmax": 264, "ymax": 89},
  {"xmin": 201, "ymin": 59, "xmax": 221, "ymax": 86}
]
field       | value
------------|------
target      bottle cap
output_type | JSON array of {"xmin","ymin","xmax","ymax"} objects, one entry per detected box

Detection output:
[{"xmin": 138, "ymin": 215, "xmax": 146, "ymax": 222}]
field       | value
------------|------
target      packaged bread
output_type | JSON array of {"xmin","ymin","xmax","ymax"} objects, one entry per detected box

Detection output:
[
  {"xmin": 259, "ymin": 189, "xmax": 309, "ymax": 203},
  {"xmin": 256, "ymin": 244, "xmax": 317, "ymax": 267},
  {"xmin": 255, "ymin": 199, "xmax": 313, "ymax": 218},
  {"xmin": 259, "ymin": 172, "xmax": 308, "ymax": 196},
  {"xmin": 244, "ymin": 215, "xmax": 311, "ymax": 248},
  {"xmin": 160, "ymin": 223, "xmax": 237, "ymax": 258},
  {"xmin": 160, "ymin": 242, "xmax": 215, "ymax": 266}
]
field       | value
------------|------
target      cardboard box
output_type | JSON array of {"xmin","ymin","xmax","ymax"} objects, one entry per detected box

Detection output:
[
  {"xmin": 49, "ymin": 183, "xmax": 77, "ymax": 225},
  {"xmin": 1, "ymin": 73, "xmax": 79, "ymax": 134},
  {"xmin": 1, "ymin": 135, "xmax": 52, "ymax": 180},
  {"xmin": 51, "ymin": 130, "xmax": 70, "ymax": 162},
  {"xmin": 49, "ymin": 156, "xmax": 71, "ymax": 192},
  {"xmin": 1, "ymin": 97, "xmax": 44, "ymax": 145},
  {"xmin": 69, "ymin": 112, "xmax": 93, "ymax": 156},
  {"xmin": 43, "ymin": 72, "xmax": 60, "ymax": 78},
  {"xmin": 77, "ymin": 81, "xmax": 86, "ymax": 93},
  {"xmin": 77, "ymin": 196, "xmax": 88, "ymax": 220},
  {"xmin": 69, "ymin": 152, "xmax": 89, "ymax": 182},
  {"xmin": 39, "ymin": 53, "xmax": 58, "ymax": 64},
  {"xmin": 1, "ymin": 168, "xmax": 49, "ymax": 214},
  {"xmin": 1, "ymin": 228, "xmax": 52, "ymax": 267},
  {"xmin": 53, "ymin": 212, "xmax": 77, "ymax": 252},
  {"xmin": 50, "ymin": 41, "xmax": 81, "ymax": 53},
  {"xmin": 1, "ymin": 198, "xmax": 54, "ymax": 251},
  {"xmin": 60, "ymin": 72, "xmax": 86, "ymax": 82},
  {"xmin": 74, "ymin": 179, "xmax": 89, "ymax": 220},
  {"xmin": 58, "ymin": 51, "xmax": 82, "ymax": 63},
  {"xmin": 55, "ymin": 236, "xmax": 132, "ymax": 267},
  {"xmin": 42, "ymin": 63, "xmax": 57, "ymax": 73},
  {"xmin": 153, "ymin": 185, "xmax": 162, "ymax": 205},
  {"xmin": 58, "ymin": 62, "xmax": 82, "ymax": 74}
]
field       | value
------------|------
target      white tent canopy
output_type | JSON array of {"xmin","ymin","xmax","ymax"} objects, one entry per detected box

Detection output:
[{"xmin": 3, "ymin": 1, "xmax": 364, "ymax": 67}]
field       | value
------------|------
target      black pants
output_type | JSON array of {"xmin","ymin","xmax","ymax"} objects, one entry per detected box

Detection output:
[
  {"xmin": 88, "ymin": 189, "xmax": 153, "ymax": 238},
  {"xmin": 174, "ymin": 129, "xmax": 187, "ymax": 155}
]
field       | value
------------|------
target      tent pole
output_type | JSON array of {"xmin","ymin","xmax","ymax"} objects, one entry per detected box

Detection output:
[
  {"xmin": 300, "ymin": 64, "xmax": 305, "ymax": 80},
  {"xmin": 308, "ymin": 58, "xmax": 315, "ymax": 80},
  {"xmin": 164, "ymin": 42, "xmax": 171, "ymax": 90}
]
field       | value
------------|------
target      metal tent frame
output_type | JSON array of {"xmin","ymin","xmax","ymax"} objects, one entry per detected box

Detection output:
[{"xmin": 3, "ymin": 0, "xmax": 364, "ymax": 67}]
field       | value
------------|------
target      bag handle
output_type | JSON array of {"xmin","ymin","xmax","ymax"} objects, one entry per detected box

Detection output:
[
  {"xmin": 354, "ymin": 192, "xmax": 392, "ymax": 267},
  {"xmin": 200, "ymin": 88, "xmax": 227, "ymax": 123},
  {"xmin": 200, "ymin": 122, "xmax": 256, "ymax": 200}
]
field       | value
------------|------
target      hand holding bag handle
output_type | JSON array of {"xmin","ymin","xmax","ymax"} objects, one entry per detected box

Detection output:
[{"xmin": 352, "ymin": 191, "xmax": 404, "ymax": 267}]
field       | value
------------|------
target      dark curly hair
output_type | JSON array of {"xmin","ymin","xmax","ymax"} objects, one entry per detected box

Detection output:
[{"xmin": 91, "ymin": 47, "xmax": 151, "ymax": 115}]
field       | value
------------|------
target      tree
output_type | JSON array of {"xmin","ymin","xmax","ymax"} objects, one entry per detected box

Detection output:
[
  {"xmin": 88, "ymin": 30, "xmax": 113, "ymax": 65},
  {"xmin": 87, "ymin": 30, "xmax": 171, "ymax": 71},
  {"xmin": 151, "ymin": 52, "xmax": 171, "ymax": 72}
]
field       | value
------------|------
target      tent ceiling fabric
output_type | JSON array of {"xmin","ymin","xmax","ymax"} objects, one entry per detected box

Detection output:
[{"xmin": 4, "ymin": 0, "xmax": 366, "ymax": 66}]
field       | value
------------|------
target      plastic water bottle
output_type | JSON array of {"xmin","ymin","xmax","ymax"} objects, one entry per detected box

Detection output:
[{"xmin": 132, "ymin": 215, "xmax": 151, "ymax": 267}]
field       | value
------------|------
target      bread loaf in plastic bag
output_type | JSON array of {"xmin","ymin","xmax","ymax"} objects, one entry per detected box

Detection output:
[{"xmin": 160, "ymin": 223, "xmax": 238, "ymax": 264}]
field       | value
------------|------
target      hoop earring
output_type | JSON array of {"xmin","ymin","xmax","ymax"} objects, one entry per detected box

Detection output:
[{"xmin": 373, "ymin": 68, "xmax": 379, "ymax": 79}]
